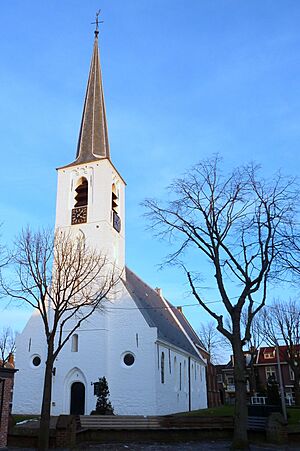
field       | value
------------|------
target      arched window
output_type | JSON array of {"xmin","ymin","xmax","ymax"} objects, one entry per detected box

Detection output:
[
  {"xmin": 71, "ymin": 334, "xmax": 78, "ymax": 352},
  {"xmin": 161, "ymin": 352, "xmax": 165, "ymax": 384},
  {"xmin": 75, "ymin": 177, "xmax": 88, "ymax": 207},
  {"xmin": 179, "ymin": 362, "xmax": 182, "ymax": 391}
]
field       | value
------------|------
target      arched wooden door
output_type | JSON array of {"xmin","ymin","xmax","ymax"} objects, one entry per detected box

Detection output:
[{"xmin": 70, "ymin": 382, "xmax": 85, "ymax": 415}]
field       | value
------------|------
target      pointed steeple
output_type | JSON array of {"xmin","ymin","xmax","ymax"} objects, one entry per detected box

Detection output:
[{"xmin": 67, "ymin": 30, "xmax": 110, "ymax": 167}]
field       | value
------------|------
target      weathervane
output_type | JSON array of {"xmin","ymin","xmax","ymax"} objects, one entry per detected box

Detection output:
[{"xmin": 91, "ymin": 9, "xmax": 103, "ymax": 37}]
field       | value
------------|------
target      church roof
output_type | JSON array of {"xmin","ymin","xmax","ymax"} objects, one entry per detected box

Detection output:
[
  {"xmin": 124, "ymin": 267, "xmax": 206, "ymax": 360},
  {"xmin": 63, "ymin": 31, "xmax": 110, "ymax": 168},
  {"xmin": 170, "ymin": 304, "xmax": 206, "ymax": 351}
]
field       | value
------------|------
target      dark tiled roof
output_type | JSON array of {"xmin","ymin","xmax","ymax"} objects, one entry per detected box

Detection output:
[
  {"xmin": 62, "ymin": 34, "xmax": 110, "ymax": 169},
  {"xmin": 170, "ymin": 303, "xmax": 206, "ymax": 351},
  {"xmin": 123, "ymin": 267, "xmax": 203, "ymax": 360}
]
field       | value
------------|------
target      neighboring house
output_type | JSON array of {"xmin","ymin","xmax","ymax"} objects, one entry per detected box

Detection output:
[
  {"xmin": 216, "ymin": 357, "xmax": 250, "ymax": 405},
  {"xmin": 198, "ymin": 348, "xmax": 221, "ymax": 408},
  {"xmin": 256, "ymin": 346, "xmax": 295, "ymax": 404},
  {"xmin": 217, "ymin": 346, "xmax": 297, "ymax": 405},
  {"xmin": 12, "ymin": 29, "xmax": 208, "ymax": 417}
]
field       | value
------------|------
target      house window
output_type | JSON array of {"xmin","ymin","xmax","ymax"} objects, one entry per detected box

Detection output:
[
  {"xmin": 266, "ymin": 366, "xmax": 276, "ymax": 380},
  {"xmin": 174, "ymin": 357, "xmax": 177, "ymax": 389},
  {"xmin": 264, "ymin": 351, "xmax": 275, "ymax": 359},
  {"xmin": 217, "ymin": 374, "xmax": 223, "ymax": 383},
  {"xmin": 226, "ymin": 376, "xmax": 234, "ymax": 385},
  {"xmin": 289, "ymin": 366, "xmax": 295, "ymax": 381},
  {"xmin": 71, "ymin": 334, "xmax": 78, "ymax": 352},
  {"xmin": 161, "ymin": 352, "xmax": 165, "ymax": 384}
]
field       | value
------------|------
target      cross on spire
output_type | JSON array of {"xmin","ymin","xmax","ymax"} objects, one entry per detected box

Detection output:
[{"xmin": 91, "ymin": 9, "xmax": 103, "ymax": 37}]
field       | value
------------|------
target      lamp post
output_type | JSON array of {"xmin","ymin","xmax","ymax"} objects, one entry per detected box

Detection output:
[{"xmin": 275, "ymin": 343, "xmax": 287, "ymax": 421}]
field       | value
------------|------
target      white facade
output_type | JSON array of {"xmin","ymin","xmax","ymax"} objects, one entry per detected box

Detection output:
[
  {"xmin": 12, "ymin": 33, "xmax": 208, "ymax": 417},
  {"xmin": 13, "ymin": 277, "xmax": 207, "ymax": 416}
]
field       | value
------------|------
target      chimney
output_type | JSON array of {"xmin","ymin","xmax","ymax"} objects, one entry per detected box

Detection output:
[
  {"xmin": 177, "ymin": 306, "xmax": 183, "ymax": 314},
  {"xmin": 155, "ymin": 287, "xmax": 162, "ymax": 297},
  {"xmin": 8, "ymin": 353, "xmax": 14, "ymax": 367}
]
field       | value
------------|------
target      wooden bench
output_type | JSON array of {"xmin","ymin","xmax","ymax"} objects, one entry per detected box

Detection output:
[{"xmin": 248, "ymin": 416, "xmax": 267, "ymax": 431}]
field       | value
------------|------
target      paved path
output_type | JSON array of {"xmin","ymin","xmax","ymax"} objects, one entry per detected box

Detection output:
[
  {"xmin": 76, "ymin": 443, "xmax": 299, "ymax": 450},
  {"xmin": 7, "ymin": 441, "xmax": 300, "ymax": 450}
]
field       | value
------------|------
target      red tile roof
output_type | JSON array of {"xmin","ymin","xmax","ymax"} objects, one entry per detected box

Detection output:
[{"xmin": 257, "ymin": 346, "xmax": 292, "ymax": 364}]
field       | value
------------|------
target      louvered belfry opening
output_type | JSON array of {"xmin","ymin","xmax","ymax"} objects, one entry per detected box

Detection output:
[
  {"xmin": 71, "ymin": 178, "xmax": 88, "ymax": 225},
  {"xmin": 112, "ymin": 184, "xmax": 118, "ymax": 213},
  {"xmin": 112, "ymin": 183, "xmax": 121, "ymax": 233},
  {"xmin": 75, "ymin": 178, "xmax": 88, "ymax": 207}
]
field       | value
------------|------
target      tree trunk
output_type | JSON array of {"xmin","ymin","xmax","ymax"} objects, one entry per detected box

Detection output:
[
  {"xmin": 232, "ymin": 336, "xmax": 248, "ymax": 450},
  {"xmin": 38, "ymin": 343, "xmax": 54, "ymax": 451}
]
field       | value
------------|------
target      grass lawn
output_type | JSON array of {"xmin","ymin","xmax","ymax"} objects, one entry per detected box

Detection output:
[
  {"xmin": 177, "ymin": 405, "xmax": 300, "ymax": 425},
  {"xmin": 287, "ymin": 407, "xmax": 300, "ymax": 424},
  {"xmin": 176, "ymin": 405, "xmax": 234, "ymax": 417},
  {"xmin": 12, "ymin": 414, "xmax": 40, "ymax": 424}
]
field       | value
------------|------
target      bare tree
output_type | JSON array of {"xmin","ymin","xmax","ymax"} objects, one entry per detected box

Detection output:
[
  {"xmin": 1, "ymin": 228, "xmax": 120, "ymax": 451},
  {"xmin": 261, "ymin": 299, "xmax": 300, "ymax": 405},
  {"xmin": 281, "ymin": 234, "xmax": 300, "ymax": 282},
  {"xmin": 0, "ymin": 327, "xmax": 16, "ymax": 367},
  {"xmin": 198, "ymin": 320, "xmax": 229, "ymax": 364},
  {"xmin": 144, "ymin": 156, "xmax": 297, "ymax": 449}
]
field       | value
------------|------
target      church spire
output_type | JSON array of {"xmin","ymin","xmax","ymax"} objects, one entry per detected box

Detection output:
[{"xmin": 72, "ymin": 20, "xmax": 110, "ymax": 166}]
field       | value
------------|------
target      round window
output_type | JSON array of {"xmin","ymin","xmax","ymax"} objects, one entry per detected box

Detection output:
[
  {"xmin": 32, "ymin": 356, "xmax": 41, "ymax": 367},
  {"xmin": 123, "ymin": 353, "xmax": 135, "ymax": 366}
]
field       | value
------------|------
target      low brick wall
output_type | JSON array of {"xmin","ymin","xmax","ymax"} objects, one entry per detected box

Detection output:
[{"xmin": 0, "ymin": 368, "xmax": 17, "ymax": 449}]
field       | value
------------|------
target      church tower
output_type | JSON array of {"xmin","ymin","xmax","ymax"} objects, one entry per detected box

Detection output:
[{"xmin": 55, "ymin": 27, "xmax": 125, "ymax": 270}]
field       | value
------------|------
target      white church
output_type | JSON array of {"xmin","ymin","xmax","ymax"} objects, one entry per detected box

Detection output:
[{"xmin": 13, "ymin": 28, "xmax": 208, "ymax": 417}]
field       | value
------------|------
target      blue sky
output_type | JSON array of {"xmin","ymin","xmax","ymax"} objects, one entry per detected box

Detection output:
[{"xmin": 0, "ymin": 1, "xmax": 300, "ymax": 358}]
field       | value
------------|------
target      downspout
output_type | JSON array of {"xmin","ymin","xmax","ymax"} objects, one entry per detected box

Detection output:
[
  {"xmin": 188, "ymin": 357, "xmax": 191, "ymax": 411},
  {"xmin": 0, "ymin": 378, "xmax": 5, "ymax": 424}
]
